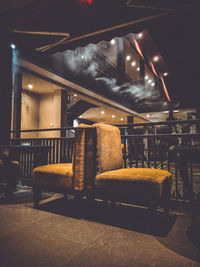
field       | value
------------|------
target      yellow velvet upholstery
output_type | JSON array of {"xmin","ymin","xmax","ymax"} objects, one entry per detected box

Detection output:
[
  {"xmin": 73, "ymin": 124, "xmax": 92, "ymax": 190},
  {"xmin": 33, "ymin": 163, "xmax": 73, "ymax": 189},
  {"xmin": 93, "ymin": 123, "xmax": 123, "ymax": 174},
  {"xmin": 33, "ymin": 124, "xmax": 92, "ymax": 192},
  {"xmin": 95, "ymin": 168, "xmax": 172, "ymax": 202},
  {"xmin": 91, "ymin": 123, "xmax": 172, "ymax": 203}
]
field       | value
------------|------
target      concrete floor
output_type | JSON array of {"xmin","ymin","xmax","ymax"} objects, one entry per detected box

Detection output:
[{"xmin": 0, "ymin": 191, "xmax": 200, "ymax": 267}]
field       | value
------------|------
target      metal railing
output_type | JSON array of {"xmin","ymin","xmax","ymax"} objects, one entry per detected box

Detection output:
[{"xmin": 9, "ymin": 119, "xmax": 200, "ymax": 201}]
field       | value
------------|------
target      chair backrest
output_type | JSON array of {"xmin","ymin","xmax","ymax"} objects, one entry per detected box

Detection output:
[
  {"xmin": 93, "ymin": 123, "xmax": 123, "ymax": 175},
  {"xmin": 73, "ymin": 124, "xmax": 94, "ymax": 191}
]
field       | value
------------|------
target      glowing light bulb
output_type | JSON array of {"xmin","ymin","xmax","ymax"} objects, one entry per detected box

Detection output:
[
  {"xmin": 126, "ymin": 55, "xmax": 131, "ymax": 61},
  {"xmin": 136, "ymin": 67, "xmax": 140, "ymax": 71},
  {"xmin": 10, "ymin": 43, "xmax": 16, "ymax": 49},
  {"xmin": 131, "ymin": 61, "xmax": 136, "ymax": 67},
  {"xmin": 28, "ymin": 84, "xmax": 33, "ymax": 89},
  {"xmin": 101, "ymin": 111, "xmax": 104, "ymax": 114},
  {"xmin": 120, "ymin": 118, "xmax": 124, "ymax": 121},
  {"xmin": 146, "ymin": 114, "xmax": 150, "ymax": 118},
  {"xmin": 163, "ymin": 72, "xmax": 168, "ymax": 77},
  {"xmin": 74, "ymin": 94, "xmax": 77, "ymax": 97},
  {"xmin": 153, "ymin": 56, "xmax": 159, "ymax": 62},
  {"xmin": 138, "ymin": 33, "xmax": 143, "ymax": 38},
  {"xmin": 145, "ymin": 75, "xmax": 149, "ymax": 80},
  {"xmin": 151, "ymin": 82, "xmax": 155, "ymax": 86},
  {"xmin": 112, "ymin": 115, "xmax": 115, "ymax": 118},
  {"xmin": 148, "ymin": 80, "xmax": 152, "ymax": 84},
  {"xmin": 110, "ymin": 39, "xmax": 115, "ymax": 45}
]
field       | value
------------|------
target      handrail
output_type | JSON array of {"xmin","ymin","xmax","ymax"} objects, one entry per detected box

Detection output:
[
  {"xmin": 116, "ymin": 119, "xmax": 200, "ymax": 128},
  {"xmin": 10, "ymin": 119, "xmax": 200, "ymax": 134}
]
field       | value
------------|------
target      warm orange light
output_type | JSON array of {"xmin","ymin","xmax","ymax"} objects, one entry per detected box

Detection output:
[
  {"xmin": 161, "ymin": 77, "xmax": 171, "ymax": 102},
  {"xmin": 133, "ymin": 39, "xmax": 144, "ymax": 59},
  {"xmin": 150, "ymin": 62, "xmax": 158, "ymax": 78}
]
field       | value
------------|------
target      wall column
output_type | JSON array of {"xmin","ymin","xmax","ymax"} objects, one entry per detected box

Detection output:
[
  {"xmin": 13, "ymin": 73, "xmax": 22, "ymax": 139},
  {"xmin": 0, "ymin": 35, "xmax": 12, "ymax": 146}
]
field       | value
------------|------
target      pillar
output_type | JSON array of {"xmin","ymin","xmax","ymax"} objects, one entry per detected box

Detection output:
[
  {"xmin": 0, "ymin": 35, "xmax": 12, "ymax": 146},
  {"xmin": 13, "ymin": 73, "xmax": 22, "ymax": 139}
]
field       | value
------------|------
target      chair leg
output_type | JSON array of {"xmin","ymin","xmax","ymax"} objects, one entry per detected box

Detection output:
[{"xmin": 33, "ymin": 186, "xmax": 42, "ymax": 209}]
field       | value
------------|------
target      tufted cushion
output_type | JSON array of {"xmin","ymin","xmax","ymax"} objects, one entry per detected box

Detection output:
[
  {"xmin": 92, "ymin": 123, "xmax": 123, "ymax": 174},
  {"xmin": 95, "ymin": 168, "xmax": 172, "ymax": 203},
  {"xmin": 33, "ymin": 163, "xmax": 73, "ymax": 189}
]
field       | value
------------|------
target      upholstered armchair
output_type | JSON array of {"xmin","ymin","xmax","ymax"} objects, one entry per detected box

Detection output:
[
  {"xmin": 85, "ymin": 123, "xmax": 172, "ymax": 210},
  {"xmin": 32, "ymin": 125, "xmax": 93, "ymax": 208}
]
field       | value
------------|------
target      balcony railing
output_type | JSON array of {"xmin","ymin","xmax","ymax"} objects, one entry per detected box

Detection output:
[{"xmin": 9, "ymin": 119, "xmax": 200, "ymax": 202}]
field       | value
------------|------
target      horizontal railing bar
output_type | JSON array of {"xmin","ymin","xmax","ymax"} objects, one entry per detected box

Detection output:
[
  {"xmin": 11, "ymin": 137, "xmax": 74, "ymax": 141},
  {"xmin": 10, "ymin": 119, "xmax": 200, "ymax": 133},
  {"xmin": 116, "ymin": 119, "xmax": 200, "ymax": 128},
  {"xmin": 121, "ymin": 133, "xmax": 200, "ymax": 138}
]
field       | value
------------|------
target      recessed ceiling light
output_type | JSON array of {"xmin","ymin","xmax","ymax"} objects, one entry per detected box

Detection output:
[
  {"xmin": 151, "ymin": 82, "xmax": 155, "ymax": 86},
  {"xmin": 74, "ymin": 94, "xmax": 77, "ymax": 97},
  {"xmin": 101, "ymin": 111, "xmax": 104, "ymax": 114},
  {"xmin": 28, "ymin": 84, "xmax": 33, "ymax": 89},
  {"xmin": 110, "ymin": 39, "xmax": 115, "ymax": 45},
  {"xmin": 136, "ymin": 67, "xmax": 140, "ymax": 71},
  {"xmin": 153, "ymin": 56, "xmax": 159, "ymax": 62},
  {"xmin": 145, "ymin": 75, "xmax": 149, "ymax": 80},
  {"xmin": 120, "ymin": 118, "xmax": 124, "ymax": 121},
  {"xmin": 138, "ymin": 33, "xmax": 143, "ymax": 38},
  {"xmin": 131, "ymin": 61, "xmax": 136, "ymax": 67},
  {"xmin": 112, "ymin": 115, "xmax": 115, "ymax": 118},
  {"xmin": 146, "ymin": 114, "xmax": 150, "ymax": 117},
  {"xmin": 126, "ymin": 55, "xmax": 131, "ymax": 61},
  {"xmin": 148, "ymin": 79, "xmax": 152, "ymax": 84},
  {"xmin": 163, "ymin": 72, "xmax": 168, "ymax": 77}
]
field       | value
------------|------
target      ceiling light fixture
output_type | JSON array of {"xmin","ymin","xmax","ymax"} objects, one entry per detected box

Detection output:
[
  {"xmin": 101, "ymin": 111, "xmax": 105, "ymax": 114},
  {"xmin": 112, "ymin": 115, "xmax": 115, "ymax": 118},
  {"xmin": 110, "ymin": 39, "xmax": 115, "ymax": 45},
  {"xmin": 10, "ymin": 43, "xmax": 16, "ymax": 49},
  {"xmin": 126, "ymin": 55, "xmax": 131, "ymax": 61},
  {"xmin": 136, "ymin": 67, "xmax": 140, "ymax": 71},
  {"xmin": 163, "ymin": 72, "xmax": 168, "ymax": 77},
  {"xmin": 74, "ymin": 94, "xmax": 77, "ymax": 97},
  {"xmin": 131, "ymin": 61, "xmax": 136, "ymax": 67},
  {"xmin": 138, "ymin": 33, "xmax": 143, "ymax": 38},
  {"xmin": 153, "ymin": 56, "xmax": 159, "ymax": 62},
  {"xmin": 146, "ymin": 114, "xmax": 150, "ymax": 117},
  {"xmin": 28, "ymin": 84, "xmax": 33, "ymax": 89},
  {"xmin": 145, "ymin": 75, "xmax": 148, "ymax": 80},
  {"xmin": 120, "ymin": 118, "xmax": 124, "ymax": 121}
]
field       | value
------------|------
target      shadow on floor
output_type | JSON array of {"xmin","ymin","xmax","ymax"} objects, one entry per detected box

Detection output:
[
  {"xmin": 38, "ymin": 196, "xmax": 177, "ymax": 238},
  {"xmin": 0, "ymin": 190, "xmax": 53, "ymax": 204},
  {"xmin": 187, "ymin": 223, "xmax": 200, "ymax": 247}
]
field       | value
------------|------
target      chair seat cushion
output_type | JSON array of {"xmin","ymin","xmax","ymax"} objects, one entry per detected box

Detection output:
[
  {"xmin": 95, "ymin": 168, "xmax": 172, "ymax": 203},
  {"xmin": 33, "ymin": 163, "xmax": 73, "ymax": 189}
]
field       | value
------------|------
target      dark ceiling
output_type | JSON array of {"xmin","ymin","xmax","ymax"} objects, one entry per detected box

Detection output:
[{"xmin": 1, "ymin": 0, "xmax": 200, "ymax": 110}]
